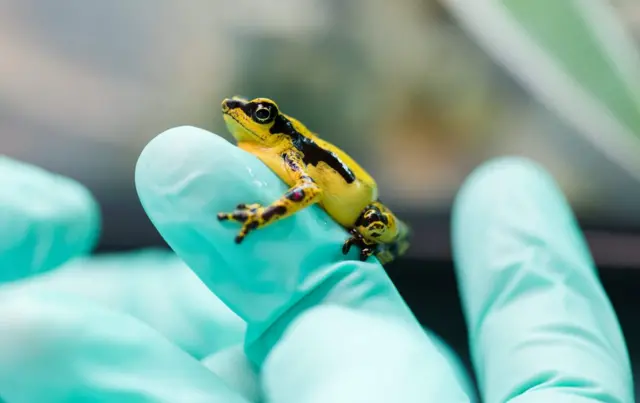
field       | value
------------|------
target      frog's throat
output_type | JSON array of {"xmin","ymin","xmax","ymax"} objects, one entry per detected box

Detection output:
[{"xmin": 223, "ymin": 113, "xmax": 267, "ymax": 142}]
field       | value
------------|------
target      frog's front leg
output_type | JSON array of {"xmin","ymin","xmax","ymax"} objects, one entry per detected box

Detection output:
[
  {"xmin": 342, "ymin": 201, "xmax": 411, "ymax": 264},
  {"xmin": 217, "ymin": 151, "xmax": 321, "ymax": 244}
]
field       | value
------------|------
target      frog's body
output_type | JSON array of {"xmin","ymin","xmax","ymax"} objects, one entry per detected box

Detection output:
[{"xmin": 218, "ymin": 97, "xmax": 411, "ymax": 264}]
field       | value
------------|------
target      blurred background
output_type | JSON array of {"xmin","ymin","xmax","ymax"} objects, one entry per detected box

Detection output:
[{"xmin": 1, "ymin": 0, "xmax": 639, "ymax": 396}]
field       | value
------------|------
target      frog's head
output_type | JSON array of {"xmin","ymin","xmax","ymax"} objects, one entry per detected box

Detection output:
[{"xmin": 221, "ymin": 97, "xmax": 284, "ymax": 146}]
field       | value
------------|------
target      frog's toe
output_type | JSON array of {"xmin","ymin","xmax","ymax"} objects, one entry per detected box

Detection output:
[
  {"xmin": 218, "ymin": 203, "xmax": 266, "ymax": 244},
  {"xmin": 236, "ymin": 203, "xmax": 261, "ymax": 210},
  {"xmin": 342, "ymin": 229, "xmax": 363, "ymax": 255},
  {"xmin": 342, "ymin": 237, "xmax": 356, "ymax": 255},
  {"xmin": 218, "ymin": 203, "xmax": 263, "ymax": 223},
  {"xmin": 376, "ymin": 249, "xmax": 394, "ymax": 265},
  {"xmin": 217, "ymin": 211, "xmax": 248, "ymax": 223},
  {"xmin": 234, "ymin": 231, "xmax": 247, "ymax": 244},
  {"xmin": 234, "ymin": 221, "xmax": 259, "ymax": 244},
  {"xmin": 359, "ymin": 247, "xmax": 375, "ymax": 261},
  {"xmin": 342, "ymin": 228, "xmax": 378, "ymax": 261},
  {"xmin": 217, "ymin": 212, "xmax": 234, "ymax": 221}
]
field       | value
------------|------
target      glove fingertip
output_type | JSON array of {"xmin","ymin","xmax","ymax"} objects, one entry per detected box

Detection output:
[{"xmin": 0, "ymin": 157, "xmax": 101, "ymax": 281}]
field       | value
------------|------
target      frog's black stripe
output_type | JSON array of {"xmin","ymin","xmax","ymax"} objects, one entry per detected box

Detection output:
[
  {"xmin": 270, "ymin": 114, "xmax": 356, "ymax": 184},
  {"xmin": 355, "ymin": 203, "xmax": 387, "ymax": 227},
  {"xmin": 224, "ymin": 99, "xmax": 246, "ymax": 111}
]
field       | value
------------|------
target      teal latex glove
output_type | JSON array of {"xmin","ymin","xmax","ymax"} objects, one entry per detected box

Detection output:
[
  {"xmin": 0, "ymin": 157, "xmax": 99, "ymax": 282},
  {"xmin": 135, "ymin": 126, "xmax": 471, "ymax": 402},
  {"xmin": 0, "ymin": 125, "xmax": 633, "ymax": 402},
  {"xmin": 0, "ymin": 158, "xmax": 253, "ymax": 402},
  {"xmin": 452, "ymin": 159, "xmax": 634, "ymax": 402}
]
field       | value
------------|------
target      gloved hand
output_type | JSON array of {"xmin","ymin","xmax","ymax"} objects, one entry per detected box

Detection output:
[{"xmin": 0, "ymin": 126, "xmax": 633, "ymax": 402}]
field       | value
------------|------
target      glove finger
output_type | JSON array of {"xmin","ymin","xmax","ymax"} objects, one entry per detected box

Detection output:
[
  {"xmin": 202, "ymin": 344, "xmax": 261, "ymax": 403},
  {"xmin": 426, "ymin": 328, "xmax": 477, "ymax": 400},
  {"xmin": 135, "ymin": 126, "xmax": 471, "ymax": 401},
  {"xmin": 201, "ymin": 328, "xmax": 474, "ymax": 403},
  {"xmin": 262, "ymin": 305, "xmax": 473, "ymax": 403},
  {"xmin": 0, "ymin": 287, "xmax": 251, "ymax": 403},
  {"xmin": 17, "ymin": 248, "xmax": 246, "ymax": 359},
  {"xmin": 0, "ymin": 156, "xmax": 100, "ymax": 282},
  {"xmin": 134, "ymin": 125, "xmax": 413, "ymax": 362},
  {"xmin": 451, "ymin": 157, "xmax": 633, "ymax": 403}
]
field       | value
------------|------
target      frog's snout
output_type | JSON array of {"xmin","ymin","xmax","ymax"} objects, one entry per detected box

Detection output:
[
  {"xmin": 221, "ymin": 98, "xmax": 234, "ymax": 113},
  {"xmin": 222, "ymin": 96, "xmax": 249, "ymax": 114}
]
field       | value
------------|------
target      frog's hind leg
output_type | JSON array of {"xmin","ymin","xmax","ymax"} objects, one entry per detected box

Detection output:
[
  {"xmin": 342, "ymin": 228, "xmax": 378, "ymax": 261},
  {"xmin": 374, "ymin": 220, "xmax": 411, "ymax": 264},
  {"xmin": 342, "ymin": 201, "xmax": 411, "ymax": 264}
]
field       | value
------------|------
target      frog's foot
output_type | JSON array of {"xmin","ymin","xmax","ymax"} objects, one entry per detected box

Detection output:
[
  {"xmin": 375, "ymin": 245, "xmax": 395, "ymax": 265},
  {"xmin": 217, "ymin": 203, "xmax": 264, "ymax": 244},
  {"xmin": 369, "ymin": 227, "xmax": 411, "ymax": 265},
  {"xmin": 342, "ymin": 228, "xmax": 378, "ymax": 261}
]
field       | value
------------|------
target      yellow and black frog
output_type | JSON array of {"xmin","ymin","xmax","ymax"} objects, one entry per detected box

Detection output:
[{"xmin": 217, "ymin": 97, "xmax": 411, "ymax": 264}]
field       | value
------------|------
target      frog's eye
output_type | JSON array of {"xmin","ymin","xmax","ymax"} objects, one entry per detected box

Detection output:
[{"xmin": 253, "ymin": 104, "xmax": 275, "ymax": 124}]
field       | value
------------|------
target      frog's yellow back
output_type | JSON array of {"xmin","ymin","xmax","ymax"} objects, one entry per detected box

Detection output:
[
  {"xmin": 283, "ymin": 114, "xmax": 379, "ymax": 226},
  {"xmin": 285, "ymin": 114, "xmax": 377, "ymax": 186}
]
